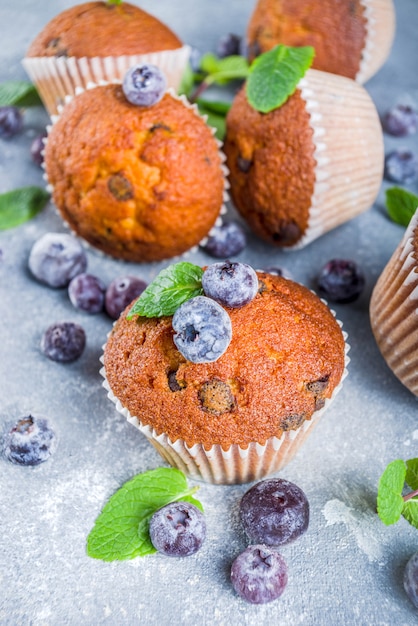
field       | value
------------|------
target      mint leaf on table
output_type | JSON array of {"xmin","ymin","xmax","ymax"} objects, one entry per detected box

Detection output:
[
  {"xmin": 403, "ymin": 499, "xmax": 418, "ymax": 529},
  {"xmin": 0, "ymin": 187, "xmax": 50, "ymax": 230},
  {"xmin": 127, "ymin": 262, "xmax": 204, "ymax": 318},
  {"xmin": 406, "ymin": 458, "xmax": 418, "ymax": 490},
  {"xmin": 385, "ymin": 187, "xmax": 418, "ymax": 227},
  {"xmin": 198, "ymin": 53, "xmax": 250, "ymax": 86},
  {"xmin": 0, "ymin": 81, "xmax": 43, "ymax": 107},
  {"xmin": 377, "ymin": 459, "xmax": 406, "ymax": 525},
  {"xmin": 246, "ymin": 44, "xmax": 315, "ymax": 114},
  {"xmin": 87, "ymin": 467, "xmax": 202, "ymax": 561}
]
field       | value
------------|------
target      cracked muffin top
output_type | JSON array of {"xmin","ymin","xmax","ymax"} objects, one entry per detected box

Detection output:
[
  {"xmin": 44, "ymin": 83, "xmax": 225, "ymax": 262},
  {"xmin": 26, "ymin": 1, "xmax": 182, "ymax": 58},
  {"xmin": 103, "ymin": 271, "xmax": 346, "ymax": 449}
]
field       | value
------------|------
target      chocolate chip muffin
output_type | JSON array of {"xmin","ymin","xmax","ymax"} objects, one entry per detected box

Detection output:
[
  {"xmin": 247, "ymin": 0, "xmax": 395, "ymax": 83},
  {"xmin": 102, "ymin": 271, "xmax": 349, "ymax": 483},
  {"xmin": 44, "ymin": 83, "xmax": 225, "ymax": 262},
  {"xmin": 23, "ymin": 1, "xmax": 190, "ymax": 114}
]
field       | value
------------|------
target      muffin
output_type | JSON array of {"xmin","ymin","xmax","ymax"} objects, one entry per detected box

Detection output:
[
  {"xmin": 102, "ymin": 269, "xmax": 349, "ymax": 484},
  {"xmin": 247, "ymin": 0, "xmax": 396, "ymax": 83},
  {"xmin": 23, "ymin": 1, "xmax": 190, "ymax": 115},
  {"xmin": 43, "ymin": 81, "xmax": 226, "ymax": 263},
  {"xmin": 223, "ymin": 68, "xmax": 384, "ymax": 249},
  {"xmin": 370, "ymin": 208, "xmax": 418, "ymax": 395}
]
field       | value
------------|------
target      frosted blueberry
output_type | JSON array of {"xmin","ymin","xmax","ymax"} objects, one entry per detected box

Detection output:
[
  {"xmin": 384, "ymin": 149, "xmax": 418, "ymax": 184},
  {"xmin": 231, "ymin": 545, "xmax": 288, "ymax": 604},
  {"xmin": 317, "ymin": 259, "xmax": 365, "ymax": 303},
  {"xmin": 68, "ymin": 273, "xmax": 106, "ymax": 314},
  {"xmin": 201, "ymin": 222, "xmax": 247, "ymax": 258},
  {"xmin": 202, "ymin": 260, "xmax": 258, "ymax": 308},
  {"xmin": 149, "ymin": 501, "xmax": 206, "ymax": 557},
  {"xmin": 105, "ymin": 275, "xmax": 147, "ymax": 319},
  {"xmin": 41, "ymin": 321, "xmax": 86, "ymax": 362},
  {"xmin": 216, "ymin": 33, "xmax": 242, "ymax": 58},
  {"xmin": 122, "ymin": 64, "xmax": 166, "ymax": 107},
  {"xmin": 2, "ymin": 415, "xmax": 57, "ymax": 466},
  {"xmin": 28, "ymin": 233, "xmax": 87, "ymax": 288},
  {"xmin": 382, "ymin": 104, "xmax": 418, "ymax": 137},
  {"xmin": 0, "ymin": 106, "xmax": 23, "ymax": 139},
  {"xmin": 404, "ymin": 552, "xmax": 418, "ymax": 609},
  {"xmin": 30, "ymin": 131, "xmax": 47, "ymax": 167},
  {"xmin": 172, "ymin": 295, "xmax": 232, "ymax": 363}
]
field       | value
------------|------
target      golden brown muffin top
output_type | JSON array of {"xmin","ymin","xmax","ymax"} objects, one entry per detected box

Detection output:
[
  {"xmin": 44, "ymin": 85, "xmax": 224, "ymax": 262},
  {"xmin": 104, "ymin": 272, "xmax": 346, "ymax": 449},
  {"xmin": 26, "ymin": 1, "xmax": 182, "ymax": 58},
  {"xmin": 247, "ymin": 0, "xmax": 367, "ymax": 79},
  {"xmin": 223, "ymin": 85, "xmax": 315, "ymax": 246}
]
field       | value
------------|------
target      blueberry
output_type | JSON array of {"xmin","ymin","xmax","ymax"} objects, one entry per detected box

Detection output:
[
  {"xmin": 28, "ymin": 233, "xmax": 87, "ymax": 288},
  {"xmin": 68, "ymin": 273, "xmax": 106, "ymax": 314},
  {"xmin": 404, "ymin": 552, "xmax": 418, "ymax": 609},
  {"xmin": 0, "ymin": 106, "xmax": 23, "ymax": 139},
  {"xmin": 149, "ymin": 501, "xmax": 206, "ymax": 557},
  {"xmin": 105, "ymin": 275, "xmax": 147, "ymax": 319},
  {"xmin": 41, "ymin": 321, "xmax": 86, "ymax": 362},
  {"xmin": 384, "ymin": 149, "xmax": 418, "ymax": 184},
  {"xmin": 2, "ymin": 415, "xmax": 57, "ymax": 466},
  {"xmin": 122, "ymin": 64, "xmax": 166, "ymax": 107},
  {"xmin": 216, "ymin": 33, "xmax": 242, "ymax": 58},
  {"xmin": 202, "ymin": 261, "xmax": 258, "ymax": 308},
  {"xmin": 240, "ymin": 478, "xmax": 310, "ymax": 546},
  {"xmin": 230, "ymin": 545, "xmax": 288, "ymax": 604},
  {"xmin": 382, "ymin": 104, "xmax": 418, "ymax": 137},
  {"xmin": 30, "ymin": 131, "xmax": 47, "ymax": 167},
  {"xmin": 201, "ymin": 222, "xmax": 247, "ymax": 258},
  {"xmin": 316, "ymin": 259, "xmax": 365, "ymax": 304},
  {"xmin": 172, "ymin": 295, "xmax": 232, "ymax": 363}
]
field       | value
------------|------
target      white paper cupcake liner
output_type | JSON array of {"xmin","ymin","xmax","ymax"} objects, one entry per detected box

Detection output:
[
  {"xmin": 370, "ymin": 209, "xmax": 418, "ymax": 395},
  {"xmin": 22, "ymin": 45, "xmax": 191, "ymax": 116},
  {"xmin": 356, "ymin": 0, "xmax": 396, "ymax": 84},
  {"xmin": 100, "ymin": 311, "xmax": 350, "ymax": 485},
  {"xmin": 41, "ymin": 83, "xmax": 229, "ymax": 263},
  {"xmin": 290, "ymin": 68, "xmax": 383, "ymax": 250}
]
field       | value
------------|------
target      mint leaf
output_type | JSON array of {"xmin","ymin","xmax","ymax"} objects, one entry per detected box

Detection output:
[
  {"xmin": 377, "ymin": 459, "xmax": 406, "ymax": 525},
  {"xmin": 403, "ymin": 498, "xmax": 418, "ymax": 529},
  {"xmin": 386, "ymin": 187, "xmax": 418, "ymax": 227},
  {"xmin": 87, "ymin": 467, "xmax": 202, "ymax": 561},
  {"xmin": 406, "ymin": 458, "xmax": 418, "ymax": 491},
  {"xmin": 127, "ymin": 262, "xmax": 204, "ymax": 318},
  {"xmin": 199, "ymin": 53, "xmax": 250, "ymax": 86},
  {"xmin": 0, "ymin": 81, "xmax": 43, "ymax": 107},
  {"xmin": 246, "ymin": 45, "xmax": 315, "ymax": 114},
  {"xmin": 197, "ymin": 101, "xmax": 228, "ymax": 140},
  {"xmin": 196, "ymin": 98, "xmax": 231, "ymax": 116},
  {"xmin": 179, "ymin": 62, "xmax": 195, "ymax": 97},
  {"xmin": 0, "ymin": 187, "xmax": 50, "ymax": 230}
]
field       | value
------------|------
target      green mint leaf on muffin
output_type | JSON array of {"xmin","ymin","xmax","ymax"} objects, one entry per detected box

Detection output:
[
  {"xmin": 87, "ymin": 468, "xmax": 202, "ymax": 561},
  {"xmin": 0, "ymin": 187, "xmax": 50, "ymax": 230},
  {"xmin": 127, "ymin": 262, "xmax": 204, "ymax": 318},
  {"xmin": 0, "ymin": 81, "xmax": 43, "ymax": 107},
  {"xmin": 246, "ymin": 45, "xmax": 315, "ymax": 114},
  {"xmin": 377, "ymin": 458, "xmax": 418, "ymax": 529},
  {"xmin": 385, "ymin": 187, "xmax": 418, "ymax": 226}
]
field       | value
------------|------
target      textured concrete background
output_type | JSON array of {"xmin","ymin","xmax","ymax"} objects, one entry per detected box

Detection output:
[{"xmin": 0, "ymin": 1, "xmax": 418, "ymax": 624}]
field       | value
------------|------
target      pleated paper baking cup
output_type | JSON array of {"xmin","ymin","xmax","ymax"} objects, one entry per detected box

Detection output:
[
  {"xmin": 291, "ymin": 68, "xmax": 384, "ymax": 250},
  {"xmin": 42, "ymin": 83, "xmax": 229, "ymax": 263},
  {"xmin": 356, "ymin": 0, "xmax": 396, "ymax": 84},
  {"xmin": 370, "ymin": 210, "xmax": 418, "ymax": 395},
  {"xmin": 22, "ymin": 45, "xmax": 191, "ymax": 116},
  {"xmin": 100, "ymin": 318, "xmax": 350, "ymax": 485}
]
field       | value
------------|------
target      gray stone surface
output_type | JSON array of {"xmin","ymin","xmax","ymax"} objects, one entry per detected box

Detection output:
[{"xmin": 0, "ymin": 1, "xmax": 418, "ymax": 624}]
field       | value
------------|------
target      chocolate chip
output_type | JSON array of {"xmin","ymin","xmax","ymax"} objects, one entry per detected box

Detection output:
[
  {"xmin": 46, "ymin": 37, "xmax": 68, "ymax": 57},
  {"xmin": 198, "ymin": 379, "xmax": 236, "ymax": 415},
  {"xmin": 108, "ymin": 174, "xmax": 134, "ymax": 201},
  {"xmin": 149, "ymin": 123, "xmax": 172, "ymax": 133},
  {"xmin": 167, "ymin": 370, "xmax": 186, "ymax": 392},
  {"xmin": 272, "ymin": 221, "xmax": 302, "ymax": 245},
  {"xmin": 305, "ymin": 375, "xmax": 330, "ymax": 395},
  {"xmin": 237, "ymin": 156, "xmax": 252, "ymax": 172},
  {"xmin": 281, "ymin": 413, "xmax": 306, "ymax": 431}
]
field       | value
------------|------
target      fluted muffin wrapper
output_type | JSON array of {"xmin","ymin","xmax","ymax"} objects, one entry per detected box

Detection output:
[
  {"xmin": 41, "ymin": 84, "xmax": 229, "ymax": 262},
  {"xmin": 22, "ymin": 45, "xmax": 191, "ymax": 116},
  {"xmin": 100, "ymin": 314, "xmax": 350, "ymax": 485},
  {"xmin": 290, "ymin": 68, "xmax": 384, "ymax": 250},
  {"xmin": 356, "ymin": 0, "xmax": 396, "ymax": 84},
  {"xmin": 370, "ymin": 209, "xmax": 418, "ymax": 396}
]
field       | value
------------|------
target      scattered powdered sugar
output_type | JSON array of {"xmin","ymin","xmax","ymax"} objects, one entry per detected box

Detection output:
[{"xmin": 322, "ymin": 498, "xmax": 388, "ymax": 564}]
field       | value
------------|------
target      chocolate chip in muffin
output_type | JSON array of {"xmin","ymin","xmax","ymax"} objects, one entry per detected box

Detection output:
[
  {"xmin": 46, "ymin": 37, "xmax": 68, "ymax": 57},
  {"xmin": 198, "ymin": 379, "xmax": 236, "ymax": 415},
  {"xmin": 167, "ymin": 370, "xmax": 186, "ymax": 392},
  {"xmin": 305, "ymin": 375, "xmax": 330, "ymax": 411},
  {"xmin": 237, "ymin": 156, "xmax": 253, "ymax": 173},
  {"xmin": 108, "ymin": 173, "xmax": 134, "ymax": 201},
  {"xmin": 281, "ymin": 413, "xmax": 306, "ymax": 431},
  {"xmin": 272, "ymin": 221, "xmax": 302, "ymax": 245}
]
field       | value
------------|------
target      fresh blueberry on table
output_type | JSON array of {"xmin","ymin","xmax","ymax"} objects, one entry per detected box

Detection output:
[
  {"xmin": 149, "ymin": 501, "xmax": 206, "ymax": 557},
  {"xmin": 41, "ymin": 321, "xmax": 86, "ymax": 362},
  {"xmin": 216, "ymin": 33, "xmax": 242, "ymax": 58},
  {"xmin": 30, "ymin": 131, "xmax": 47, "ymax": 167},
  {"xmin": 28, "ymin": 233, "xmax": 87, "ymax": 288},
  {"xmin": 201, "ymin": 222, "xmax": 247, "ymax": 258},
  {"xmin": 202, "ymin": 260, "xmax": 258, "ymax": 308},
  {"xmin": 2, "ymin": 415, "xmax": 57, "ymax": 466},
  {"xmin": 382, "ymin": 104, "xmax": 418, "ymax": 137},
  {"xmin": 230, "ymin": 545, "xmax": 288, "ymax": 604},
  {"xmin": 404, "ymin": 552, "xmax": 418, "ymax": 609},
  {"xmin": 0, "ymin": 106, "xmax": 23, "ymax": 139},
  {"xmin": 105, "ymin": 275, "xmax": 147, "ymax": 319},
  {"xmin": 384, "ymin": 149, "xmax": 418, "ymax": 184},
  {"xmin": 68, "ymin": 273, "xmax": 106, "ymax": 314},
  {"xmin": 316, "ymin": 259, "xmax": 365, "ymax": 304},
  {"xmin": 122, "ymin": 64, "xmax": 167, "ymax": 107}
]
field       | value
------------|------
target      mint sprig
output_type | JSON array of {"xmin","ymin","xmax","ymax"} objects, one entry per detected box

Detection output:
[
  {"xmin": 0, "ymin": 187, "xmax": 50, "ymax": 230},
  {"xmin": 87, "ymin": 468, "xmax": 202, "ymax": 561},
  {"xmin": 0, "ymin": 81, "xmax": 43, "ymax": 107},
  {"xmin": 127, "ymin": 261, "xmax": 204, "ymax": 318},
  {"xmin": 385, "ymin": 187, "xmax": 418, "ymax": 227},
  {"xmin": 377, "ymin": 458, "xmax": 418, "ymax": 528},
  {"xmin": 246, "ymin": 44, "xmax": 315, "ymax": 113}
]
